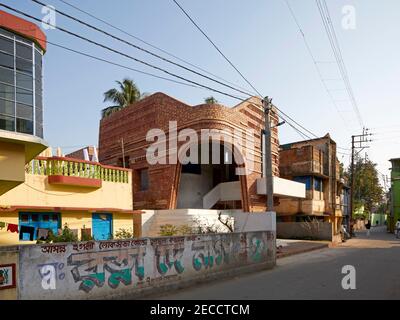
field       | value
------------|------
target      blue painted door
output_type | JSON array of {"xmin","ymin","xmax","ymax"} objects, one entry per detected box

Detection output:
[{"xmin": 92, "ymin": 213, "xmax": 112, "ymax": 240}]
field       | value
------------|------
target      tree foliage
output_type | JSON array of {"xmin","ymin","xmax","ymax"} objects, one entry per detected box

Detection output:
[
  {"xmin": 102, "ymin": 78, "xmax": 147, "ymax": 118},
  {"xmin": 345, "ymin": 156, "xmax": 383, "ymax": 216}
]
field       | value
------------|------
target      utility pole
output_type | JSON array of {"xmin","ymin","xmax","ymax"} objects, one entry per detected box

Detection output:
[
  {"xmin": 349, "ymin": 128, "xmax": 372, "ymax": 236},
  {"xmin": 263, "ymin": 96, "xmax": 274, "ymax": 212},
  {"xmin": 121, "ymin": 138, "xmax": 126, "ymax": 168}
]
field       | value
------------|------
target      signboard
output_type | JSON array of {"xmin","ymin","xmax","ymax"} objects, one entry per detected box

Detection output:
[{"xmin": 0, "ymin": 264, "xmax": 16, "ymax": 290}]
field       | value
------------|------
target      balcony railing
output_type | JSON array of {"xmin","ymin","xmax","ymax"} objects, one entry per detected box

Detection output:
[{"xmin": 26, "ymin": 157, "xmax": 129, "ymax": 183}]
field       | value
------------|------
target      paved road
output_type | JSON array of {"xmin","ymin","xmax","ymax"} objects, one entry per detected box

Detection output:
[{"xmin": 150, "ymin": 226, "xmax": 400, "ymax": 300}]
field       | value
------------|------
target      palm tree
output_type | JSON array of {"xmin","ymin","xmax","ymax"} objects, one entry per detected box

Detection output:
[
  {"xmin": 101, "ymin": 78, "xmax": 145, "ymax": 118},
  {"xmin": 204, "ymin": 96, "xmax": 218, "ymax": 104}
]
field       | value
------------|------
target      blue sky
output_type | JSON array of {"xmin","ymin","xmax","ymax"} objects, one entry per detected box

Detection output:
[{"xmin": 3, "ymin": 0, "xmax": 400, "ymax": 182}]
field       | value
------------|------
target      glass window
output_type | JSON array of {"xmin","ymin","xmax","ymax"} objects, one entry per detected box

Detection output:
[
  {"xmin": 0, "ymin": 51, "xmax": 14, "ymax": 69},
  {"xmin": 0, "ymin": 28, "xmax": 14, "ymax": 39},
  {"xmin": 0, "ymin": 83, "xmax": 15, "ymax": 101},
  {"xmin": 0, "ymin": 98, "xmax": 15, "ymax": 116},
  {"xmin": 15, "ymin": 35, "xmax": 31, "ymax": 45},
  {"xmin": 35, "ymin": 49, "xmax": 42, "ymax": 66},
  {"xmin": 0, "ymin": 66, "xmax": 14, "ymax": 85},
  {"xmin": 0, "ymin": 114, "xmax": 15, "ymax": 131},
  {"xmin": 294, "ymin": 176, "xmax": 312, "ymax": 190},
  {"xmin": 16, "ymin": 118, "xmax": 33, "ymax": 134},
  {"xmin": 0, "ymin": 37, "xmax": 13, "ymax": 54},
  {"xmin": 35, "ymin": 63, "xmax": 41, "ymax": 80},
  {"xmin": 42, "ymin": 215, "xmax": 49, "ymax": 222},
  {"xmin": 16, "ymin": 57, "xmax": 32, "ymax": 75},
  {"xmin": 16, "ymin": 87, "xmax": 33, "ymax": 105},
  {"xmin": 16, "ymin": 72, "xmax": 33, "ymax": 90},
  {"xmin": 16, "ymin": 103, "xmax": 33, "ymax": 120},
  {"xmin": 139, "ymin": 168, "xmax": 149, "ymax": 191},
  {"xmin": 21, "ymin": 214, "xmax": 29, "ymax": 222},
  {"xmin": 16, "ymin": 43, "xmax": 32, "ymax": 60},
  {"xmin": 314, "ymin": 178, "xmax": 322, "ymax": 192}
]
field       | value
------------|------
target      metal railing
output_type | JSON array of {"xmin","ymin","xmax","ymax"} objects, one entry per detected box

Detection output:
[{"xmin": 26, "ymin": 157, "xmax": 129, "ymax": 183}]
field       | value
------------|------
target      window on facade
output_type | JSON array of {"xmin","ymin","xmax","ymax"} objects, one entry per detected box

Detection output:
[
  {"xmin": 138, "ymin": 168, "xmax": 149, "ymax": 191},
  {"xmin": 294, "ymin": 176, "xmax": 312, "ymax": 190},
  {"xmin": 16, "ymin": 57, "xmax": 32, "ymax": 75},
  {"xmin": 0, "ymin": 83, "xmax": 14, "ymax": 101},
  {"xmin": 0, "ymin": 51, "xmax": 13, "ymax": 69},
  {"xmin": 16, "ymin": 43, "xmax": 32, "ymax": 60},
  {"xmin": 16, "ymin": 104, "xmax": 33, "ymax": 120},
  {"xmin": 0, "ymin": 37, "xmax": 13, "ymax": 54},
  {"xmin": 0, "ymin": 98, "xmax": 14, "ymax": 116},
  {"xmin": 314, "ymin": 177, "xmax": 323, "ymax": 192},
  {"xmin": 18, "ymin": 212, "xmax": 61, "ymax": 241},
  {"xmin": 16, "ymin": 72, "xmax": 33, "ymax": 90},
  {"xmin": 16, "ymin": 88, "xmax": 33, "ymax": 105},
  {"xmin": 16, "ymin": 118, "xmax": 33, "ymax": 134},
  {"xmin": 0, "ymin": 66, "xmax": 14, "ymax": 85},
  {"xmin": 0, "ymin": 114, "xmax": 15, "ymax": 131}
]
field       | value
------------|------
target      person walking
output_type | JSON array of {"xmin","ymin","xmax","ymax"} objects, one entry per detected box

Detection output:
[
  {"xmin": 365, "ymin": 220, "xmax": 371, "ymax": 237},
  {"xmin": 395, "ymin": 219, "xmax": 400, "ymax": 238}
]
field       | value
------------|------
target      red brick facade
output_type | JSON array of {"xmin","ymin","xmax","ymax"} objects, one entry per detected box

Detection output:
[{"xmin": 99, "ymin": 92, "xmax": 280, "ymax": 212}]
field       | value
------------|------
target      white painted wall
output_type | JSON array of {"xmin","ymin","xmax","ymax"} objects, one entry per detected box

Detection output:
[
  {"xmin": 257, "ymin": 177, "xmax": 306, "ymax": 198},
  {"xmin": 231, "ymin": 211, "xmax": 276, "ymax": 233},
  {"xmin": 177, "ymin": 165, "xmax": 213, "ymax": 208}
]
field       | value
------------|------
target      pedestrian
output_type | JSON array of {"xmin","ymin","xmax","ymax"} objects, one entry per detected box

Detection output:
[
  {"xmin": 395, "ymin": 219, "xmax": 400, "ymax": 238},
  {"xmin": 365, "ymin": 219, "xmax": 371, "ymax": 237}
]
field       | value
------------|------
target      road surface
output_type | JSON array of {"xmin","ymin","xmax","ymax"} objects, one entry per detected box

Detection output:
[{"xmin": 149, "ymin": 226, "xmax": 400, "ymax": 300}]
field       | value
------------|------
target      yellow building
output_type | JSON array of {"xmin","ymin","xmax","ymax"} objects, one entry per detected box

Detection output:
[
  {"xmin": 0, "ymin": 11, "xmax": 140, "ymax": 245},
  {"xmin": 0, "ymin": 154, "xmax": 141, "ymax": 245}
]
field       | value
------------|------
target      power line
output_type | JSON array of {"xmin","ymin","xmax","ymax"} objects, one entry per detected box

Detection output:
[
  {"xmin": 6, "ymin": 3, "xmax": 320, "ymax": 142},
  {"xmin": 55, "ymin": 0, "xmax": 254, "ymax": 95},
  {"xmin": 284, "ymin": 0, "xmax": 351, "ymax": 134},
  {"xmin": 171, "ymin": 0, "xmax": 262, "ymax": 97},
  {"xmin": 316, "ymin": 0, "xmax": 364, "ymax": 128},
  {"xmin": 31, "ymin": 0, "xmax": 254, "ymax": 98},
  {"xmin": 2, "ymin": 3, "xmax": 248, "ymax": 102}
]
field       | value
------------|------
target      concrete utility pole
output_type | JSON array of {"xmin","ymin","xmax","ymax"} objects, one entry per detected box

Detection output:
[
  {"xmin": 263, "ymin": 96, "xmax": 274, "ymax": 212},
  {"xmin": 121, "ymin": 138, "xmax": 126, "ymax": 168},
  {"xmin": 349, "ymin": 128, "xmax": 372, "ymax": 236}
]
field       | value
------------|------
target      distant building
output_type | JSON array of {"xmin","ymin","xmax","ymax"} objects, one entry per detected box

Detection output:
[
  {"xmin": 389, "ymin": 158, "xmax": 400, "ymax": 232},
  {"xmin": 276, "ymin": 134, "xmax": 344, "ymax": 234},
  {"xmin": 66, "ymin": 146, "xmax": 99, "ymax": 162}
]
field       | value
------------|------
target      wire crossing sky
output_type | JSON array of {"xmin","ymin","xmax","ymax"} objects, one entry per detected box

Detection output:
[{"xmin": 2, "ymin": 0, "xmax": 399, "ymax": 179}]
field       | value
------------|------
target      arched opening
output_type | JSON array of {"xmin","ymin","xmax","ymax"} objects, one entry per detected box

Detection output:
[{"xmin": 176, "ymin": 139, "xmax": 247, "ymax": 210}]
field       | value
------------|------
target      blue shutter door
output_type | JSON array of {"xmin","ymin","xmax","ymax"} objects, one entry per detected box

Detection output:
[{"xmin": 92, "ymin": 213, "xmax": 112, "ymax": 240}]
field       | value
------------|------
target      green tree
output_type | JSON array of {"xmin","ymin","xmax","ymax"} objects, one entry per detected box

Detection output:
[
  {"xmin": 204, "ymin": 96, "xmax": 218, "ymax": 104},
  {"xmin": 346, "ymin": 156, "xmax": 383, "ymax": 216},
  {"xmin": 102, "ymin": 78, "xmax": 147, "ymax": 118}
]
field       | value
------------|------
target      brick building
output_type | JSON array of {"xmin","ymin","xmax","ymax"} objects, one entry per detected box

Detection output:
[
  {"xmin": 99, "ymin": 92, "xmax": 304, "ymax": 212},
  {"xmin": 276, "ymin": 134, "xmax": 344, "ymax": 231}
]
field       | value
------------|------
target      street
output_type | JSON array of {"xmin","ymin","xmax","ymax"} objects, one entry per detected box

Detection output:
[{"xmin": 149, "ymin": 226, "xmax": 400, "ymax": 300}]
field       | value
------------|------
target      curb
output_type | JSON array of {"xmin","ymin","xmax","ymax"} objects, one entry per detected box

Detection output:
[{"xmin": 277, "ymin": 243, "xmax": 329, "ymax": 259}]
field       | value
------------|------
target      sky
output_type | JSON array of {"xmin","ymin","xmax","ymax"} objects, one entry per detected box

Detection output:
[{"xmin": 3, "ymin": 0, "xmax": 400, "ymax": 185}]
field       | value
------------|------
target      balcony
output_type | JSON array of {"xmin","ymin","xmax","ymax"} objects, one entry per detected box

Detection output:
[
  {"xmin": 26, "ymin": 157, "xmax": 129, "ymax": 188},
  {"xmin": 279, "ymin": 145, "xmax": 328, "ymax": 178}
]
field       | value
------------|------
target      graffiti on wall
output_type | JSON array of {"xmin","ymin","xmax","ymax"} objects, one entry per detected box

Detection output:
[{"xmin": 18, "ymin": 231, "xmax": 276, "ymax": 298}]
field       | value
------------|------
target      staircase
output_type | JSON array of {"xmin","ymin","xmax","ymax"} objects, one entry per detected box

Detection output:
[{"xmin": 202, "ymin": 181, "xmax": 241, "ymax": 209}]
